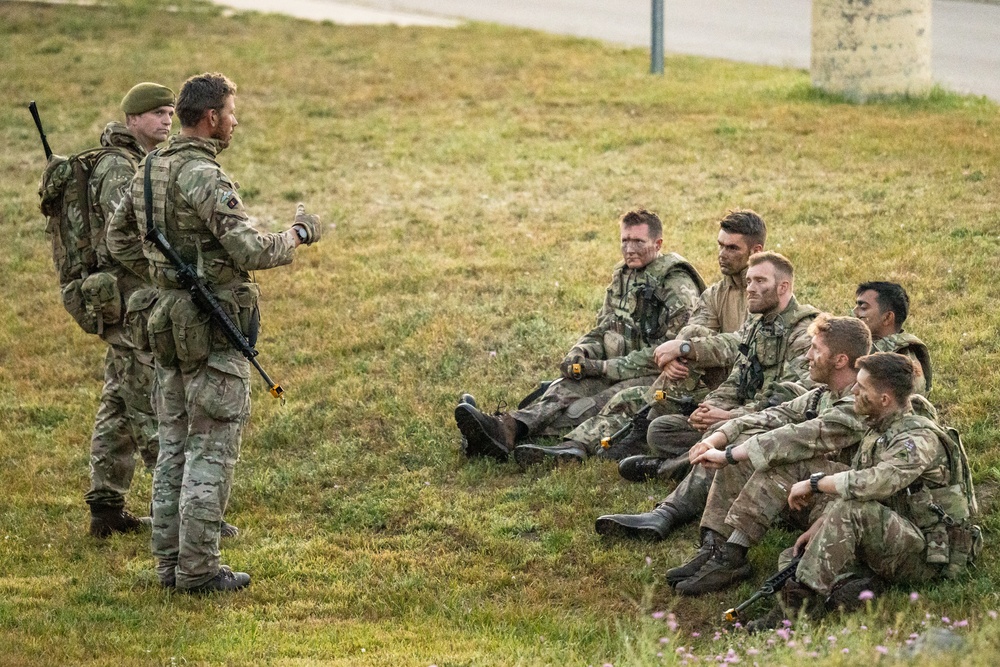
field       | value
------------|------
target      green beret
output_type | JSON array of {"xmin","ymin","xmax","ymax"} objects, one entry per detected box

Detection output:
[{"xmin": 121, "ymin": 82, "xmax": 175, "ymax": 115}]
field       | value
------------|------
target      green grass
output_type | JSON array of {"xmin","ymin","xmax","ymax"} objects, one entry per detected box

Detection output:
[{"xmin": 1, "ymin": 1, "xmax": 1000, "ymax": 665}]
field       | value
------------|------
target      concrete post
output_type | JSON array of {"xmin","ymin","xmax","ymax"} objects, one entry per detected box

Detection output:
[
  {"xmin": 811, "ymin": 0, "xmax": 932, "ymax": 101},
  {"xmin": 651, "ymin": 0, "xmax": 664, "ymax": 75}
]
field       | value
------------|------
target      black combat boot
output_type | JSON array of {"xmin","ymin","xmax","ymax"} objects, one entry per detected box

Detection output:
[
  {"xmin": 617, "ymin": 455, "xmax": 664, "ymax": 482},
  {"xmin": 824, "ymin": 574, "xmax": 887, "ymax": 613},
  {"xmin": 513, "ymin": 441, "xmax": 587, "ymax": 467},
  {"xmin": 675, "ymin": 540, "xmax": 752, "ymax": 595},
  {"xmin": 183, "ymin": 565, "xmax": 251, "ymax": 594},
  {"xmin": 595, "ymin": 412, "xmax": 651, "ymax": 461},
  {"xmin": 457, "ymin": 394, "xmax": 478, "ymax": 457},
  {"xmin": 455, "ymin": 403, "xmax": 519, "ymax": 461},
  {"xmin": 664, "ymin": 528, "xmax": 723, "ymax": 586},
  {"xmin": 745, "ymin": 577, "xmax": 819, "ymax": 633},
  {"xmin": 595, "ymin": 504, "xmax": 680, "ymax": 541},
  {"xmin": 89, "ymin": 505, "xmax": 148, "ymax": 538}
]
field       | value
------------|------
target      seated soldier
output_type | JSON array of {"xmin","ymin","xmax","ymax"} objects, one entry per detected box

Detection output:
[
  {"xmin": 513, "ymin": 209, "xmax": 765, "ymax": 466},
  {"xmin": 668, "ymin": 315, "xmax": 871, "ymax": 595},
  {"xmin": 455, "ymin": 209, "xmax": 704, "ymax": 461},
  {"xmin": 594, "ymin": 252, "xmax": 819, "ymax": 541},
  {"xmin": 853, "ymin": 281, "xmax": 931, "ymax": 392},
  {"xmin": 747, "ymin": 353, "xmax": 979, "ymax": 630}
]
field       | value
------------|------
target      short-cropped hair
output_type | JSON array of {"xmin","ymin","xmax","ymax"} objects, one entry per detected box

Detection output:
[
  {"xmin": 856, "ymin": 352, "xmax": 915, "ymax": 405},
  {"xmin": 808, "ymin": 313, "xmax": 872, "ymax": 367},
  {"xmin": 857, "ymin": 281, "xmax": 910, "ymax": 328},
  {"xmin": 719, "ymin": 209, "xmax": 766, "ymax": 247},
  {"xmin": 176, "ymin": 72, "xmax": 237, "ymax": 128},
  {"xmin": 748, "ymin": 251, "xmax": 794, "ymax": 282},
  {"xmin": 620, "ymin": 209, "xmax": 663, "ymax": 240}
]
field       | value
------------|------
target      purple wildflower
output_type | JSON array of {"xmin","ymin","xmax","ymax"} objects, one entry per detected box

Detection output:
[{"xmin": 858, "ymin": 590, "xmax": 875, "ymax": 601}]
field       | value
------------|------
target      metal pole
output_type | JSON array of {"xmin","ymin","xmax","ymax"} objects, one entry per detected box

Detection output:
[{"xmin": 651, "ymin": 0, "xmax": 664, "ymax": 74}]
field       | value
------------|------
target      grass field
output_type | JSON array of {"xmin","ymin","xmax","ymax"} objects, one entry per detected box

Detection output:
[{"xmin": 1, "ymin": 1, "xmax": 999, "ymax": 665}]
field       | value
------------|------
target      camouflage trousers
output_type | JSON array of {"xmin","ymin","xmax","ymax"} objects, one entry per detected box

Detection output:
[
  {"xmin": 563, "ymin": 379, "xmax": 711, "ymax": 455},
  {"xmin": 700, "ymin": 456, "xmax": 845, "ymax": 543},
  {"xmin": 649, "ymin": 429, "xmax": 761, "ymax": 524},
  {"xmin": 84, "ymin": 343, "xmax": 158, "ymax": 510},
  {"xmin": 151, "ymin": 348, "xmax": 250, "ymax": 589},
  {"xmin": 780, "ymin": 498, "xmax": 940, "ymax": 596},
  {"xmin": 512, "ymin": 375, "xmax": 654, "ymax": 439}
]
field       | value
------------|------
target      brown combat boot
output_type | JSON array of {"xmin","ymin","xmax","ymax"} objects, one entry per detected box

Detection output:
[
  {"xmin": 675, "ymin": 541, "xmax": 752, "ymax": 595},
  {"xmin": 665, "ymin": 528, "xmax": 723, "ymax": 586},
  {"xmin": 89, "ymin": 506, "xmax": 148, "ymax": 538},
  {"xmin": 455, "ymin": 403, "xmax": 520, "ymax": 461}
]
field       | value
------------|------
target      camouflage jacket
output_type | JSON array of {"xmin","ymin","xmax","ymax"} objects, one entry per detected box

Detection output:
[
  {"xmin": 830, "ymin": 408, "xmax": 950, "ymax": 513},
  {"xmin": 718, "ymin": 384, "xmax": 865, "ymax": 470},
  {"xmin": 678, "ymin": 268, "xmax": 747, "ymax": 372},
  {"xmin": 573, "ymin": 253, "xmax": 705, "ymax": 382},
  {"xmin": 108, "ymin": 135, "xmax": 298, "ymax": 288},
  {"xmin": 703, "ymin": 296, "xmax": 819, "ymax": 416},
  {"xmin": 91, "ymin": 123, "xmax": 146, "ymax": 345},
  {"xmin": 874, "ymin": 331, "xmax": 932, "ymax": 394}
]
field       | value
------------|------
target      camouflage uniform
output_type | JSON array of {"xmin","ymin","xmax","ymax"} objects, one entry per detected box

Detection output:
[
  {"xmin": 644, "ymin": 297, "xmax": 819, "ymax": 523},
  {"xmin": 82, "ymin": 123, "xmax": 159, "ymax": 513},
  {"xmin": 874, "ymin": 332, "xmax": 932, "ymax": 394},
  {"xmin": 511, "ymin": 253, "xmax": 704, "ymax": 438},
  {"xmin": 781, "ymin": 408, "xmax": 975, "ymax": 595},
  {"xmin": 108, "ymin": 134, "xmax": 299, "ymax": 589},
  {"xmin": 699, "ymin": 385, "xmax": 864, "ymax": 544},
  {"xmin": 563, "ymin": 270, "xmax": 748, "ymax": 454}
]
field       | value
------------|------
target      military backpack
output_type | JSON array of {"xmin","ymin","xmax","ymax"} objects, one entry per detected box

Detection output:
[{"xmin": 38, "ymin": 147, "xmax": 136, "ymax": 336}]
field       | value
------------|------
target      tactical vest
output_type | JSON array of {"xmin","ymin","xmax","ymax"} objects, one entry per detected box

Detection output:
[
  {"xmin": 135, "ymin": 146, "xmax": 241, "ymax": 289},
  {"xmin": 604, "ymin": 254, "xmax": 706, "ymax": 356},
  {"xmin": 876, "ymin": 332, "xmax": 933, "ymax": 391},
  {"xmin": 734, "ymin": 302, "xmax": 819, "ymax": 405},
  {"xmin": 881, "ymin": 414, "xmax": 980, "ymax": 578}
]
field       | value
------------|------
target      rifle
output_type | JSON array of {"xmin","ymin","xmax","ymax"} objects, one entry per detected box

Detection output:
[
  {"xmin": 28, "ymin": 101, "xmax": 53, "ymax": 160},
  {"xmin": 142, "ymin": 151, "xmax": 285, "ymax": 401},
  {"xmin": 724, "ymin": 557, "xmax": 801, "ymax": 623}
]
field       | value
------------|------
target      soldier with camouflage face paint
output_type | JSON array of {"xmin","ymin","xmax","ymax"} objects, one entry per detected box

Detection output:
[
  {"xmin": 747, "ymin": 353, "xmax": 978, "ymax": 630},
  {"xmin": 456, "ymin": 210, "xmax": 705, "ymax": 464},
  {"xmin": 514, "ymin": 210, "xmax": 765, "ymax": 465},
  {"xmin": 109, "ymin": 72, "xmax": 322, "ymax": 593},
  {"xmin": 79, "ymin": 83, "xmax": 174, "ymax": 538}
]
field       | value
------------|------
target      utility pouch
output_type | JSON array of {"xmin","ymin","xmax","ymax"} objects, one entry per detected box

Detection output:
[
  {"xmin": 80, "ymin": 272, "xmax": 122, "ymax": 332},
  {"xmin": 60, "ymin": 278, "xmax": 99, "ymax": 334},
  {"xmin": 147, "ymin": 293, "xmax": 178, "ymax": 366},
  {"xmin": 924, "ymin": 523, "xmax": 950, "ymax": 565},
  {"xmin": 218, "ymin": 282, "xmax": 261, "ymax": 348},
  {"xmin": 604, "ymin": 331, "xmax": 626, "ymax": 358},
  {"xmin": 930, "ymin": 484, "xmax": 971, "ymax": 524},
  {"xmin": 906, "ymin": 487, "xmax": 940, "ymax": 529},
  {"xmin": 125, "ymin": 287, "xmax": 159, "ymax": 352},
  {"xmin": 170, "ymin": 297, "xmax": 211, "ymax": 363},
  {"xmin": 941, "ymin": 523, "xmax": 981, "ymax": 578},
  {"xmin": 757, "ymin": 333, "xmax": 781, "ymax": 366}
]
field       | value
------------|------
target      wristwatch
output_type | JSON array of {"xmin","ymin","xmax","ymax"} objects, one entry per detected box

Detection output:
[
  {"xmin": 725, "ymin": 445, "xmax": 737, "ymax": 465},
  {"xmin": 679, "ymin": 341, "xmax": 692, "ymax": 359},
  {"xmin": 294, "ymin": 225, "xmax": 309, "ymax": 242},
  {"xmin": 809, "ymin": 472, "xmax": 826, "ymax": 494}
]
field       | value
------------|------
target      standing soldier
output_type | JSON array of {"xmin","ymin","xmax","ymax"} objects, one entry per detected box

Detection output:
[
  {"xmin": 109, "ymin": 73, "xmax": 322, "ymax": 592},
  {"xmin": 38, "ymin": 83, "xmax": 174, "ymax": 537}
]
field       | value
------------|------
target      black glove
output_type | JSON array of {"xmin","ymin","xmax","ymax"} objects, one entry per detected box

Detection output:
[{"xmin": 292, "ymin": 203, "xmax": 321, "ymax": 245}]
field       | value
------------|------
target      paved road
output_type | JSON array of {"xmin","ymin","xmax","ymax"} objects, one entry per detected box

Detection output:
[{"xmin": 327, "ymin": 0, "xmax": 1000, "ymax": 101}]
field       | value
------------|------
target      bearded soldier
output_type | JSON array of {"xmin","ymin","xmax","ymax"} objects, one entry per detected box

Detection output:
[
  {"xmin": 108, "ymin": 73, "xmax": 321, "ymax": 592},
  {"xmin": 456, "ymin": 209, "xmax": 705, "ymax": 462},
  {"xmin": 595, "ymin": 252, "xmax": 819, "ymax": 541}
]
